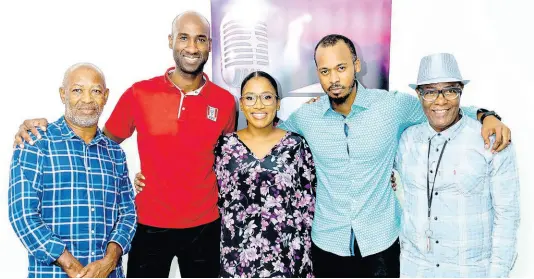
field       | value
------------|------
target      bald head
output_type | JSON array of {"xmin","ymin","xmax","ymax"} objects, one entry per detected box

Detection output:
[
  {"xmin": 168, "ymin": 11, "xmax": 211, "ymax": 76},
  {"xmin": 62, "ymin": 63, "xmax": 106, "ymax": 89},
  {"xmin": 171, "ymin": 11, "xmax": 211, "ymax": 40}
]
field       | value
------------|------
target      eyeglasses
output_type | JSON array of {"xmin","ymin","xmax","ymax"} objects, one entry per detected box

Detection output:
[
  {"xmin": 241, "ymin": 93, "xmax": 278, "ymax": 107},
  {"xmin": 419, "ymin": 87, "xmax": 462, "ymax": 102}
]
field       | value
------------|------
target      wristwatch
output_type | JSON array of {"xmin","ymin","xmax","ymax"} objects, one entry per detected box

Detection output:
[{"xmin": 478, "ymin": 109, "xmax": 502, "ymax": 123}]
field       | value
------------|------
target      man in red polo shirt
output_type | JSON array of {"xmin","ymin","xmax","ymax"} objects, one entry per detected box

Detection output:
[{"xmin": 13, "ymin": 11, "xmax": 236, "ymax": 278}]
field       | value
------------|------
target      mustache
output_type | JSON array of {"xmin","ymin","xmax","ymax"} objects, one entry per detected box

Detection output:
[
  {"xmin": 180, "ymin": 49, "xmax": 201, "ymax": 58},
  {"xmin": 328, "ymin": 84, "xmax": 345, "ymax": 91},
  {"xmin": 74, "ymin": 103, "xmax": 99, "ymax": 110}
]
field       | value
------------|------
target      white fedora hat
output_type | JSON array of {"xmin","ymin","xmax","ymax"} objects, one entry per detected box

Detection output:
[{"xmin": 409, "ymin": 53, "xmax": 470, "ymax": 89}]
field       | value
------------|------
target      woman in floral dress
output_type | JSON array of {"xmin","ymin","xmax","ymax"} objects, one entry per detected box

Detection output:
[{"xmin": 214, "ymin": 71, "xmax": 316, "ymax": 278}]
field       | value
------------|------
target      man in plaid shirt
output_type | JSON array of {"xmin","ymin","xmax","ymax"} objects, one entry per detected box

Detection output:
[{"xmin": 8, "ymin": 63, "xmax": 137, "ymax": 278}]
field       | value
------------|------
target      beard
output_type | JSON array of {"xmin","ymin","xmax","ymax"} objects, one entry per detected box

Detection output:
[
  {"xmin": 64, "ymin": 97, "xmax": 102, "ymax": 128},
  {"xmin": 173, "ymin": 49, "xmax": 208, "ymax": 76},
  {"xmin": 328, "ymin": 78, "xmax": 358, "ymax": 105}
]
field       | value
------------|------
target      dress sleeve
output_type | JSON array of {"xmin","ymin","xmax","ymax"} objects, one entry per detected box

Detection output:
[
  {"xmin": 293, "ymin": 138, "xmax": 316, "ymax": 277},
  {"xmin": 213, "ymin": 134, "xmax": 228, "ymax": 211}
]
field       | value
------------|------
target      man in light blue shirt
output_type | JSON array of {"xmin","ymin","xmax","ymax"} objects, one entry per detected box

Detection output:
[
  {"xmin": 278, "ymin": 34, "xmax": 512, "ymax": 277},
  {"xmin": 395, "ymin": 53, "xmax": 520, "ymax": 277}
]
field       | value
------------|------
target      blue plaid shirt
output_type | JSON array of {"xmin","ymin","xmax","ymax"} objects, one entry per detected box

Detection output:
[
  {"xmin": 278, "ymin": 83, "xmax": 478, "ymax": 257},
  {"xmin": 396, "ymin": 114, "xmax": 520, "ymax": 277},
  {"xmin": 8, "ymin": 117, "xmax": 137, "ymax": 278}
]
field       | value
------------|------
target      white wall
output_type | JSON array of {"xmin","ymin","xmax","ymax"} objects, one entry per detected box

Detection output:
[{"xmin": 0, "ymin": 0, "xmax": 532, "ymax": 277}]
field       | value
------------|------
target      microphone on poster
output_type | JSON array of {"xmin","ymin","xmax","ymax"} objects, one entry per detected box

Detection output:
[
  {"xmin": 219, "ymin": 1, "xmax": 272, "ymax": 129},
  {"xmin": 220, "ymin": 13, "xmax": 270, "ymax": 100}
]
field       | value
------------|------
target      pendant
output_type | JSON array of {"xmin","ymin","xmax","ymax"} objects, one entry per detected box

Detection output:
[{"xmin": 425, "ymin": 229, "xmax": 433, "ymax": 253}]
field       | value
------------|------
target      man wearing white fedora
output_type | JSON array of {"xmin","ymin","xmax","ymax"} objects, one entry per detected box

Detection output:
[{"xmin": 395, "ymin": 53, "xmax": 520, "ymax": 277}]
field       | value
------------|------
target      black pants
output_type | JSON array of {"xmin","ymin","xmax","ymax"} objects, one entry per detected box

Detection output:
[
  {"xmin": 312, "ymin": 238, "xmax": 400, "ymax": 278},
  {"xmin": 127, "ymin": 218, "xmax": 221, "ymax": 278}
]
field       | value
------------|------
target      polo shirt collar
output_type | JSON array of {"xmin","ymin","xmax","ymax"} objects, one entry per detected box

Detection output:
[{"xmin": 164, "ymin": 67, "xmax": 209, "ymax": 96}]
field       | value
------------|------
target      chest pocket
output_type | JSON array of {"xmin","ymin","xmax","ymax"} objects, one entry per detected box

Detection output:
[{"xmin": 441, "ymin": 151, "xmax": 488, "ymax": 196}]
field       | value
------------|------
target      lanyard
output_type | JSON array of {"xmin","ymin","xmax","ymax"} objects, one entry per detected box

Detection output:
[
  {"xmin": 427, "ymin": 139, "xmax": 448, "ymax": 219},
  {"xmin": 425, "ymin": 138, "xmax": 448, "ymax": 253}
]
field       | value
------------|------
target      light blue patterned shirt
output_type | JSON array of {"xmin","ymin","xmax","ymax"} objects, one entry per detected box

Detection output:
[
  {"xmin": 278, "ymin": 83, "xmax": 478, "ymax": 257},
  {"xmin": 395, "ymin": 113, "xmax": 520, "ymax": 277}
]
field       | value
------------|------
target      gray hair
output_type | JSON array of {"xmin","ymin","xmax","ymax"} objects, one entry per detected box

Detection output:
[{"xmin": 62, "ymin": 62, "xmax": 106, "ymax": 88}]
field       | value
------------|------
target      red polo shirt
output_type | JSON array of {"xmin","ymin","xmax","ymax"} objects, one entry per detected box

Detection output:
[{"xmin": 105, "ymin": 68, "xmax": 236, "ymax": 228}]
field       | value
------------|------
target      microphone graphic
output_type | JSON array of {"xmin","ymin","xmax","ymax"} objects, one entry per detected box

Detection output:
[{"xmin": 220, "ymin": 13, "xmax": 270, "ymax": 98}]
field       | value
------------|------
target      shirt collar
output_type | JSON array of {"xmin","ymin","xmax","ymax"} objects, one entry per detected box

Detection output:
[
  {"xmin": 321, "ymin": 81, "xmax": 373, "ymax": 116},
  {"xmin": 425, "ymin": 109, "xmax": 467, "ymax": 142},
  {"xmin": 58, "ymin": 116, "xmax": 107, "ymax": 145},
  {"xmin": 164, "ymin": 67, "xmax": 209, "ymax": 96}
]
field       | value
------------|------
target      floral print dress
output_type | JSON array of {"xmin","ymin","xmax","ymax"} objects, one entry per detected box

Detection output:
[{"xmin": 214, "ymin": 131, "xmax": 316, "ymax": 278}]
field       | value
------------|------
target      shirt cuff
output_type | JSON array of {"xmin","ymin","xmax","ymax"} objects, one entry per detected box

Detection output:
[
  {"xmin": 488, "ymin": 264, "xmax": 510, "ymax": 278},
  {"xmin": 35, "ymin": 240, "xmax": 67, "ymax": 265},
  {"xmin": 107, "ymin": 234, "xmax": 130, "ymax": 255}
]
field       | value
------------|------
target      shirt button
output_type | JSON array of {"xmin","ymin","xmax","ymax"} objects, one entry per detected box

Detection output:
[
  {"xmin": 182, "ymin": 107, "xmax": 186, "ymax": 110},
  {"xmin": 436, "ymin": 264, "xmax": 440, "ymax": 267},
  {"xmin": 91, "ymin": 208, "xmax": 95, "ymax": 212},
  {"xmin": 436, "ymin": 148, "xmax": 439, "ymax": 152},
  {"xmin": 91, "ymin": 252, "xmax": 95, "ymax": 256},
  {"xmin": 91, "ymin": 230, "xmax": 95, "ymax": 234},
  {"xmin": 429, "ymin": 170, "xmax": 433, "ymax": 174},
  {"xmin": 89, "ymin": 188, "xmax": 93, "ymax": 192},
  {"xmin": 434, "ymin": 216, "xmax": 438, "ymax": 221},
  {"xmin": 436, "ymin": 240, "xmax": 439, "ymax": 244},
  {"xmin": 435, "ymin": 192, "xmax": 438, "ymax": 196}
]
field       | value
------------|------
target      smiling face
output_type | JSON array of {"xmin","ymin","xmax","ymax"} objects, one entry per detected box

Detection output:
[
  {"xmin": 418, "ymin": 82, "xmax": 463, "ymax": 132},
  {"xmin": 240, "ymin": 76, "xmax": 280, "ymax": 130},
  {"xmin": 60, "ymin": 65, "xmax": 108, "ymax": 128},
  {"xmin": 168, "ymin": 12, "xmax": 211, "ymax": 76}
]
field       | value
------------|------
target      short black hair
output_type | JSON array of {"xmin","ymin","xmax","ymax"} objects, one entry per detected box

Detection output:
[
  {"xmin": 240, "ymin": 71, "xmax": 279, "ymax": 98},
  {"xmin": 314, "ymin": 34, "xmax": 358, "ymax": 65}
]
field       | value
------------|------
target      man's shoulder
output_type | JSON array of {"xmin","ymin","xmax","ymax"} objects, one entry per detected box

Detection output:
[
  {"xmin": 364, "ymin": 86, "xmax": 393, "ymax": 96},
  {"xmin": 458, "ymin": 117, "xmax": 487, "ymax": 144},
  {"xmin": 361, "ymin": 86, "xmax": 398, "ymax": 103},
  {"xmin": 11, "ymin": 120, "xmax": 63, "ymax": 161},
  {"xmin": 294, "ymin": 97, "xmax": 327, "ymax": 118},
  {"xmin": 400, "ymin": 122, "xmax": 427, "ymax": 141},
  {"xmin": 27, "ymin": 118, "xmax": 67, "ymax": 149},
  {"xmin": 129, "ymin": 74, "xmax": 167, "ymax": 93},
  {"xmin": 462, "ymin": 116, "xmax": 483, "ymax": 132}
]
